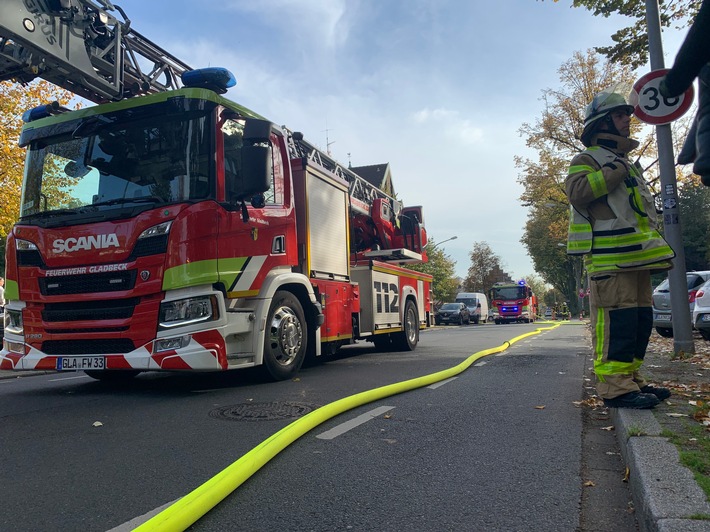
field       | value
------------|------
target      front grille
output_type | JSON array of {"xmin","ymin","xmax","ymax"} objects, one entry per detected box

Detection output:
[
  {"xmin": 17, "ymin": 250, "xmax": 45, "ymax": 268},
  {"xmin": 42, "ymin": 298, "xmax": 139, "ymax": 322},
  {"xmin": 39, "ymin": 270, "xmax": 137, "ymax": 296},
  {"xmin": 128, "ymin": 234, "xmax": 168, "ymax": 260},
  {"xmin": 42, "ymin": 339, "xmax": 135, "ymax": 355}
]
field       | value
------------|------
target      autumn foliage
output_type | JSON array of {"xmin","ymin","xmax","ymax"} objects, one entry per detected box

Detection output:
[{"xmin": 0, "ymin": 81, "xmax": 76, "ymax": 238}]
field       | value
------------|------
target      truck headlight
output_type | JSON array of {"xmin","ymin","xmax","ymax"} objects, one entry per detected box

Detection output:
[
  {"xmin": 159, "ymin": 295, "xmax": 218, "ymax": 330},
  {"xmin": 5, "ymin": 309, "xmax": 24, "ymax": 335}
]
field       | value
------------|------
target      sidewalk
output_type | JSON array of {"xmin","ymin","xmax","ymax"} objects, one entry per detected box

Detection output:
[{"xmin": 584, "ymin": 326, "xmax": 710, "ymax": 532}]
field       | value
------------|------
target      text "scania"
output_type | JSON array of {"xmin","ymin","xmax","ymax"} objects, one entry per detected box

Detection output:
[{"xmin": 52, "ymin": 234, "xmax": 120, "ymax": 253}]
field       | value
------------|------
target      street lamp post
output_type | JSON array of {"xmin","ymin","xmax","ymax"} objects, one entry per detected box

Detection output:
[{"xmin": 430, "ymin": 235, "xmax": 457, "ymax": 250}]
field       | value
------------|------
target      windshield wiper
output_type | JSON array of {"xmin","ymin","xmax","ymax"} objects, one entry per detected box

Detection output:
[
  {"xmin": 25, "ymin": 207, "xmax": 80, "ymax": 219},
  {"xmin": 87, "ymin": 196, "xmax": 162, "ymax": 209}
]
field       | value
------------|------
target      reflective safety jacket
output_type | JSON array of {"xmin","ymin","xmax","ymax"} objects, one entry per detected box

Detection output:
[{"xmin": 566, "ymin": 144, "xmax": 674, "ymax": 274}]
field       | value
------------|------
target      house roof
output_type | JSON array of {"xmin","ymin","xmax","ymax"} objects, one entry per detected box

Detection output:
[{"xmin": 350, "ymin": 163, "xmax": 393, "ymax": 194}]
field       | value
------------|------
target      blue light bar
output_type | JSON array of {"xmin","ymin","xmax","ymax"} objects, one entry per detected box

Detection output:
[
  {"xmin": 22, "ymin": 101, "xmax": 61, "ymax": 123},
  {"xmin": 181, "ymin": 67, "xmax": 236, "ymax": 94}
]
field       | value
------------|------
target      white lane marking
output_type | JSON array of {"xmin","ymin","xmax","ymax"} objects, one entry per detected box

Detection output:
[
  {"xmin": 316, "ymin": 406, "xmax": 395, "ymax": 440},
  {"xmin": 427, "ymin": 377, "xmax": 457, "ymax": 389},
  {"xmin": 48, "ymin": 375, "xmax": 90, "ymax": 382},
  {"xmin": 107, "ymin": 499, "xmax": 179, "ymax": 531}
]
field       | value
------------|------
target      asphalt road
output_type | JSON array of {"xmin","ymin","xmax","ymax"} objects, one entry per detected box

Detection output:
[{"xmin": 0, "ymin": 323, "xmax": 636, "ymax": 531}]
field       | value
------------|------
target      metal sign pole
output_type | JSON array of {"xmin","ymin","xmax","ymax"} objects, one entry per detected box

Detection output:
[{"xmin": 645, "ymin": 0, "xmax": 694, "ymax": 354}]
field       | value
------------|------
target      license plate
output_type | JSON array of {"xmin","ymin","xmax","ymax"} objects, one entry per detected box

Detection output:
[
  {"xmin": 702, "ymin": 314, "xmax": 710, "ymax": 323},
  {"xmin": 655, "ymin": 314, "xmax": 671, "ymax": 321},
  {"xmin": 57, "ymin": 356, "xmax": 105, "ymax": 370}
]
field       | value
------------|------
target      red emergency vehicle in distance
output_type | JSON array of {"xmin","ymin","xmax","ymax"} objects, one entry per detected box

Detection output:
[{"xmin": 489, "ymin": 281, "xmax": 538, "ymax": 324}]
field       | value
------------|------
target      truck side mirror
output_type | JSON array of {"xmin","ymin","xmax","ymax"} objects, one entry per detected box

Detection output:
[{"xmin": 237, "ymin": 145, "xmax": 271, "ymax": 200}]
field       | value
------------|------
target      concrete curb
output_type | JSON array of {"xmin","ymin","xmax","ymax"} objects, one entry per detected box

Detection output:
[{"xmin": 611, "ymin": 408, "xmax": 710, "ymax": 531}]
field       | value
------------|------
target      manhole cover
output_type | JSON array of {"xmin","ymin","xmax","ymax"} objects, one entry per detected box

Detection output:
[{"xmin": 209, "ymin": 401, "xmax": 319, "ymax": 422}]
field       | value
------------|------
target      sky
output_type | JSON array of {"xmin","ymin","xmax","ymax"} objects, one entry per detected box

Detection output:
[{"xmin": 117, "ymin": 0, "xmax": 689, "ymax": 280}]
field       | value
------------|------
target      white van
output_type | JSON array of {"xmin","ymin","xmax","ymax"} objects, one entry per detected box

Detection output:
[{"xmin": 455, "ymin": 292, "xmax": 489, "ymax": 324}]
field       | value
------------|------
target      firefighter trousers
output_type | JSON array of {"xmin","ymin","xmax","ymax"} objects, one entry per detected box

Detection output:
[{"xmin": 589, "ymin": 269, "xmax": 652, "ymax": 399}]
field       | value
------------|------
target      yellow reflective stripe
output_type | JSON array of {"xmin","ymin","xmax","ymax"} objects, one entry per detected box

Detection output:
[
  {"xmin": 587, "ymin": 169, "xmax": 608, "ymax": 198},
  {"xmin": 589, "ymin": 245, "xmax": 674, "ymax": 266},
  {"xmin": 569, "ymin": 222, "xmax": 592, "ymax": 233},
  {"xmin": 163, "ymin": 259, "xmax": 219, "ymax": 290},
  {"xmin": 5, "ymin": 279, "xmax": 18, "ymax": 301},
  {"xmin": 592, "ymin": 231, "xmax": 659, "ymax": 247},
  {"xmin": 595, "ymin": 358, "xmax": 643, "ymax": 376},
  {"xmin": 568, "ymin": 164, "xmax": 596, "ymax": 175},
  {"xmin": 567, "ymin": 240, "xmax": 591, "ymax": 251},
  {"xmin": 594, "ymin": 307, "xmax": 605, "ymax": 377}
]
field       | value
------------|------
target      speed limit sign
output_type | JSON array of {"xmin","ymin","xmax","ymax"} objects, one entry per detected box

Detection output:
[{"xmin": 629, "ymin": 69, "xmax": 694, "ymax": 125}]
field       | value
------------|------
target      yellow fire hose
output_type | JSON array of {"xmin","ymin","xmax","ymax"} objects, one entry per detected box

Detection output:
[{"xmin": 135, "ymin": 323, "xmax": 563, "ymax": 531}]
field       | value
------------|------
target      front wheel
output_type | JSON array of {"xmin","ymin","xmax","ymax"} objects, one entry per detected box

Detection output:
[
  {"xmin": 260, "ymin": 291, "xmax": 307, "ymax": 381},
  {"xmin": 393, "ymin": 299, "xmax": 419, "ymax": 351}
]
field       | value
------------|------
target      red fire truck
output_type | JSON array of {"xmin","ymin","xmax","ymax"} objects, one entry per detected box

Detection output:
[
  {"xmin": 0, "ymin": 0, "xmax": 432, "ymax": 381},
  {"xmin": 489, "ymin": 281, "xmax": 538, "ymax": 324}
]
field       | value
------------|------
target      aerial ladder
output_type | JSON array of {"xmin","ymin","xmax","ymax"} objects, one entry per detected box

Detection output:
[{"xmin": 0, "ymin": 0, "xmax": 191, "ymax": 104}]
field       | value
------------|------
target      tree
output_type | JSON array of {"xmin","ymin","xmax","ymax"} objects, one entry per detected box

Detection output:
[
  {"xmin": 407, "ymin": 239, "xmax": 459, "ymax": 306},
  {"xmin": 0, "ymin": 81, "xmax": 75, "ymax": 231},
  {"xmin": 553, "ymin": 0, "xmax": 702, "ymax": 69},
  {"xmin": 678, "ymin": 179, "xmax": 710, "ymax": 270},
  {"xmin": 462, "ymin": 241, "xmax": 510, "ymax": 293}
]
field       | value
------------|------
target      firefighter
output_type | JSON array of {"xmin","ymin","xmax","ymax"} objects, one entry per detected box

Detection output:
[{"xmin": 566, "ymin": 86, "xmax": 675, "ymax": 409}]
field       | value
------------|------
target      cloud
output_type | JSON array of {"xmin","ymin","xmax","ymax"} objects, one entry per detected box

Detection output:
[{"xmin": 412, "ymin": 107, "xmax": 484, "ymax": 145}]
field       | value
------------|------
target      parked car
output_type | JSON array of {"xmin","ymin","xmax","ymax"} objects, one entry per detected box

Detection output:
[
  {"xmin": 652, "ymin": 270, "xmax": 710, "ymax": 337},
  {"xmin": 544, "ymin": 307, "xmax": 553, "ymax": 319},
  {"xmin": 692, "ymin": 278, "xmax": 710, "ymax": 340},
  {"xmin": 455, "ymin": 292, "xmax": 489, "ymax": 324},
  {"xmin": 435, "ymin": 302, "xmax": 470, "ymax": 326}
]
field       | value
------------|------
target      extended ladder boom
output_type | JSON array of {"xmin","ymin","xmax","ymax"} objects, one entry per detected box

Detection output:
[
  {"xmin": 0, "ymin": 0, "xmax": 192, "ymax": 103},
  {"xmin": 285, "ymin": 128, "xmax": 402, "ymax": 218}
]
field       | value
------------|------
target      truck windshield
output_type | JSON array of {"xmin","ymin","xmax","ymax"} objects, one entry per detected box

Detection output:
[
  {"xmin": 492, "ymin": 286, "xmax": 526, "ymax": 300},
  {"xmin": 20, "ymin": 111, "xmax": 212, "ymax": 218}
]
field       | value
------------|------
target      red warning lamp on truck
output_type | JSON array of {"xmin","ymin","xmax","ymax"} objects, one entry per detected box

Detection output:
[
  {"xmin": 0, "ymin": 0, "xmax": 432, "ymax": 381},
  {"xmin": 489, "ymin": 281, "xmax": 538, "ymax": 324}
]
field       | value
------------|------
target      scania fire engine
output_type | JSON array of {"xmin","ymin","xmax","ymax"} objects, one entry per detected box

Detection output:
[
  {"xmin": 489, "ymin": 281, "xmax": 538, "ymax": 324},
  {"xmin": 0, "ymin": 0, "xmax": 432, "ymax": 381}
]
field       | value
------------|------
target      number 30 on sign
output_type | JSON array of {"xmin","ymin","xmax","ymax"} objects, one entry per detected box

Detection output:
[{"xmin": 629, "ymin": 69, "xmax": 694, "ymax": 125}]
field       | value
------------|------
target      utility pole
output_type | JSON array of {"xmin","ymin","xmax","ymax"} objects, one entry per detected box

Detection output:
[{"xmin": 644, "ymin": 0, "xmax": 694, "ymax": 355}]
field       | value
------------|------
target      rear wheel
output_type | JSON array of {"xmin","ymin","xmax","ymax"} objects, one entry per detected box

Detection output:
[
  {"xmin": 699, "ymin": 330, "xmax": 710, "ymax": 341},
  {"xmin": 393, "ymin": 299, "xmax": 419, "ymax": 351},
  {"xmin": 260, "ymin": 291, "xmax": 307, "ymax": 381}
]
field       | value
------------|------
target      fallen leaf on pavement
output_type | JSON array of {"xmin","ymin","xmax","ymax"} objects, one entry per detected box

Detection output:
[
  {"xmin": 601, "ymin": 425, "xmax": 614, "ymax": 431},
  {"xmin": 584, "ymin": 480, "xmax": 595, "ymax": 487},
  {"xmin": 92, "ymin": 421, "xmax": 103, "ymax": 427},
  {"xmin": 534, "ymin": 405, "xmax": 546, "ymax": 410}
]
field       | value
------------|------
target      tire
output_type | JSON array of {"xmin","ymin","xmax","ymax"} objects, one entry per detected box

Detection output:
[
  {"xmin": 655, "ymin": 326, "xmax": 673, "ymax": 338},
  {"xmin": 260, "ymin": 290, "xmax": 307, "ymax": 381},
  {"xmin": 84, "ymin": 370, "xmax": 141, "ymax": 381},
  {"xmin": 372, "ymin": 334, "xmax": 392, "ymax": 351},
  {"xmin": 393, "ymin": 299, "xmax": 419, "ymax": 351},
  {"xmin": 700, "ymin": 329, "xmax": 710, "ymax": 341}
]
